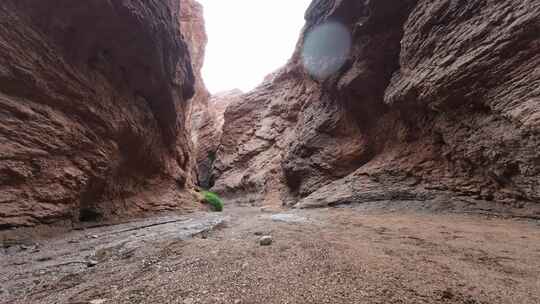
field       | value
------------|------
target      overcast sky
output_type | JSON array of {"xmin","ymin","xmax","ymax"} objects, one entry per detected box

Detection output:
[{"xmin": 197, "ymin": 0, "xmax": 312, "ymax": 94}]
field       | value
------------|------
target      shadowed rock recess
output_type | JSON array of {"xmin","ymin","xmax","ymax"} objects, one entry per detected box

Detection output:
[
  {"xmin": 212, "ymin": 0, "xmax": 540, "ymax": 216},
  {"xmin": 0, "ymin": 0, "xmax": 204, "ymax": 228}
]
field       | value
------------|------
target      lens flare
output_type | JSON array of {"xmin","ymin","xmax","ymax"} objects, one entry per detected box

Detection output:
[{"xmin": 301, "ymin": 22, "xmax": 351, "ymax": 80}]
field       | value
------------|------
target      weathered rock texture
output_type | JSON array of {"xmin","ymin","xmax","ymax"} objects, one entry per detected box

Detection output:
[
  {"xmin": 213, "ymin": 0, "xmax": 540, "ymax": 216},
  {"xmin": 213, "ymin": 70, "xmax": 317, "ymax": 205},
  {"xmin": 179, "ymin": 0, "xmax": 241, "ymax": 189},
  {"xmin": 0, "ymin": 0, "xmax": 203, "ymax": 228},
  {"xmin": 193, "ymin": 89, "xmax": 242, "ymax": 188},
  {"xmin": 179, "ymin": 0, "xmax": 211, "ymax": 185}
]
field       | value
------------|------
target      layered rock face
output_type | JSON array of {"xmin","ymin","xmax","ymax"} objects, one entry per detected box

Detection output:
[
  {"xmin": 192, "ymin": 89, "xmax": 242, "ymax": 188},
  {"xmin": 213, "ymin": 70, "xmax": 317, "ymax": 205},
  {"xmin": 0, "ymin": 0, "xmax": 201, "ymax": 228},
  {"xmin": 180, "ymin": 0, "xmax": 242, "ymax": 189},
  {"xmin": 179, "ymin": 0, "xmax": 212, "ymax": 186},
  {"xmin": 214, "ymin": 0, "xmax": 540, "ymax": 215}
]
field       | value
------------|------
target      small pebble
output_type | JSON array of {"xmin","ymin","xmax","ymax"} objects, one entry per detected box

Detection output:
[
  {"xmin": 86, "ymin": 260, "xmax": 98, "ymax": 267},
  {"xmin": 259, "ymin": 236, "xmax": 273, "ymax": 246},
  {"xmin": 20, "ymin": 245, "xmax": 31, "ymax": 251}
]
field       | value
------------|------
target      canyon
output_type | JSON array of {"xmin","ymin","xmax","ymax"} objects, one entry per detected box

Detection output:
[{"xmin": 1, "ymin": 0, "xmax": 539, "ymax": 303}]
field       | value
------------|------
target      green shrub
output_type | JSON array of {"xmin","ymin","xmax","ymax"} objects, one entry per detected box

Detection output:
[{"xmin": 202, "ymin": 191, "xmax": 224, "ymax": 212}]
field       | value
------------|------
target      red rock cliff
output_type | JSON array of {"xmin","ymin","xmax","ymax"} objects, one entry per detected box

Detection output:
[
  {"xmin": 179, "ymin": 0, "xmax": 212, "ymax": 186},
  {"xmin": 213, "ymin": 0, "xmax": 540, "ymax": 216},
  {"xmin": 193, "ymin": 89, "xmax": 242, "ymax": 188},
  {"xmin": 0, "ymin": 0, "xmax": 201, "ymax": 228}
]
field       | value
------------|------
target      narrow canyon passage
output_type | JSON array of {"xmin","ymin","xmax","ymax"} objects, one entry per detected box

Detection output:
[{"xmin": 1, "ymin": 0, "xmax": 539, "ymax": 303}]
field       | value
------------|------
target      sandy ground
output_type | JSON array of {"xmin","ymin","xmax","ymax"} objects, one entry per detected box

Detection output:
[{"xmin": 1, "ymin": 205, "xmax": 540, "ymax": 304}]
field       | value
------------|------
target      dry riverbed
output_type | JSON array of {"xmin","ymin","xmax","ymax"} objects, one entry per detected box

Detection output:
[{"xmin": 1, "ymin": 205, "xmax": 540, "ymax": 304}]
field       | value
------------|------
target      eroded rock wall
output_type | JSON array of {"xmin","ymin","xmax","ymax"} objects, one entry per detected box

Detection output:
[
  {"xmin": 180, "ymin": 0, "xmax": 212, "ymax": 186},
  {"xmin": 214, "ymin": 0, "xmax": 540, "ymax": 215},
  {"xmin": 180, "ymin": 0, "xmax": 242, "ymax": 190},
  {"xmin": 212, "ymin": 71, "xmax": 315, "ymax": 205},
  {"xmin": 193, "ymin": 89, "xmax": 242, "ymax": 189},
  {"xmin": 0, "ymin": 0, "xmax": 201, "ymax": 228}
]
